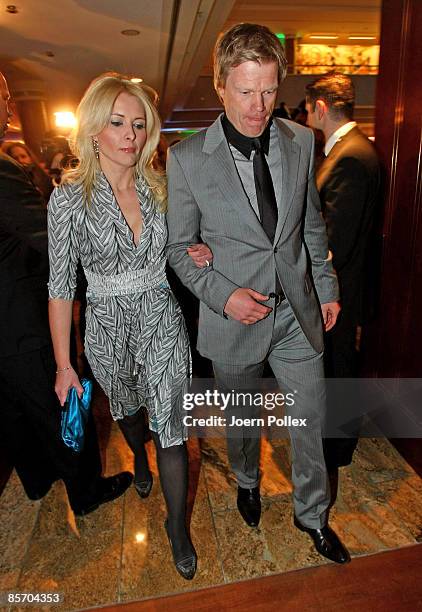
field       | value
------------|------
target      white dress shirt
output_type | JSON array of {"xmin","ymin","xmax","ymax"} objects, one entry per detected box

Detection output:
[{"xmin": 324, "ymin": 121, "xmax": 357, "ymax": 156}]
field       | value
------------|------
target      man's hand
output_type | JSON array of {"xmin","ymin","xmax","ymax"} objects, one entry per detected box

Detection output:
[
  {"xmin": 186, "ymin": 243, "xmax": 213, "ymax": 268},
  {"xmin": 224, "ymin": 288, "xmax": 271, "ymax": 325},
  {"xmin": 321, "ymin": 301, "xmax": 341, "ymax": 331}
]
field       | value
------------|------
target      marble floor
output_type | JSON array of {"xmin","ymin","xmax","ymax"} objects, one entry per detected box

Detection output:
[{"xmin": 1, "ymin": 390, "xmax": 422, "ymax": 612}]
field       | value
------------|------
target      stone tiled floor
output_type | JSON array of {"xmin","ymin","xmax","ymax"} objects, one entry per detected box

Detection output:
[{"xmin": 1, "ymin": 390, "xmax": 421, "ymax": 612}]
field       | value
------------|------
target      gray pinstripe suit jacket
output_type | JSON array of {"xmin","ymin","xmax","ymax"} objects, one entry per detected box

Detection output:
[{"xmin": 166, "ymin": 116, "xmax": 339, "ymax": 365}]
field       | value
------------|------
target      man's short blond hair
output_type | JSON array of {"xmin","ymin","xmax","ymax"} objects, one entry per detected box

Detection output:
[{"xmin": 213, "ymin": 23, "xmax": 288, "ymax": 92}]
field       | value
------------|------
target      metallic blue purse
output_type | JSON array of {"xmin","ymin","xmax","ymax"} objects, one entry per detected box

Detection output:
[{"xmin": 61, "ymin": 378, "xmax": 93, "ymax": 453}]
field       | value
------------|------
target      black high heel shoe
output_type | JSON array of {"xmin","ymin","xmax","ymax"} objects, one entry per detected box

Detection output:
[
  {"xmin": 134, "ymin": 472, "xmax": 153, "ymax": 499},
  {"xmin": 164, "ymin": 519, "xmax": 197, "ymax": 580}
]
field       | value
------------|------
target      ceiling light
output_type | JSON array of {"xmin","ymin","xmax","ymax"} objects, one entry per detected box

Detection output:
[
  {"xmin": 54, "ymin": 112, "xmax": 76, "ymax": 129},
  {"xmin": 121, "ymin": 29, "xmax": 140, "ymax": 36},
  {"xmin": 6, "ymin": 5, "xmax": 18, "ymax": 13},
  {"xmin": 309, "ymin": 35, "xmax": 339, "ymax": 40},
  {"xmin": 130, "ymin": 77, "xmax": 143, "ymax": 83},
  {"xmin": 348, "ymin": 36, "xmax": 376, "ymax": 40}
]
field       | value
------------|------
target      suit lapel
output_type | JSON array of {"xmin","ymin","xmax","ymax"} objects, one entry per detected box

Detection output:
[
  {"xmin": 274, "ymin": 120, "xmax": 300, "ymax": 245},
  {"xmin": 203, "ymin": 117, "xmax": 271, "ymax": 243}
]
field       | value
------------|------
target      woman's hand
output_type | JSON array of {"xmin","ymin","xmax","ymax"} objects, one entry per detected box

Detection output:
[
  {"xmin": 54, "ymin": 366, "xmax": 84, "ymax": 407},
  {"xmin": 187, "ymin": 243, "xmax": 213, "ymax": 268},
  {"xmin": 48, "ymin": 299, "xmax": 80, "ymax": 406}
]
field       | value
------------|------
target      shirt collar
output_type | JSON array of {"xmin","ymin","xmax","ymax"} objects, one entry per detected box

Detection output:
[
  {"xmin": 324, "ymin": 121, "xmax": 357, "ymax": 156},
  {"xmin": 221, "ymin": 114, "xmax": 272, "ymax": 159}
]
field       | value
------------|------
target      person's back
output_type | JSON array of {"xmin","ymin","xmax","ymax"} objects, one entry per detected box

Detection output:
[
  {"xmin": 305, "ymin": 72, "xmax": 381, "ymax": 467},
  {"xmin": 317, "ymin": 130, "xmax": 380, "ymax": 321},
  {"xmin": 0, "ymin": 151, "xmax": 50, "ymax": 357}
]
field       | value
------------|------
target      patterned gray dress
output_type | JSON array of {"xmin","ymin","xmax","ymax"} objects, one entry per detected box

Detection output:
[{"xmin": 47, "ymin": 173, "xmax": 190, "ymax": 447}]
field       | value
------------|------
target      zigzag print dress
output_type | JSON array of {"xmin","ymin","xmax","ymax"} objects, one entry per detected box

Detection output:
[{"xmin": 47, "ymin": 174, "xmax": 190, "ymax": 447}]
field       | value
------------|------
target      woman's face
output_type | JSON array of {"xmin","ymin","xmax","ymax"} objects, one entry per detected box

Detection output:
[
  {"xmin": 10, "ymin": 145, "xmax": 32, "ymax": 166},
  {"xmin": 96, "ymin": 92, "xmax": 147, "ymax": 170}
]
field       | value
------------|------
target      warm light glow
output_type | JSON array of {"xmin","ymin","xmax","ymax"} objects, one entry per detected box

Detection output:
[
  {"xmin": 130, "ymin": 77, "xmax": 143, "ymax": 83},
  {"xmin": 348, "ymin": 36, "xmax": 376, "ymax": 40},
  {"xmin": 309, "ymin": 35, "xmax": 339, "ymax": 40},
  {"xmin": 135, "ymin": 532, "xmax": 146, "ymax": 543},
  {"xmin": 54, "ymin": 112, "xmax": 76, "ymax": 129}
]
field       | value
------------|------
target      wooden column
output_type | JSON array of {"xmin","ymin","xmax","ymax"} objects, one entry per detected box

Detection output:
[
  {"xmin": 285, "ymin": 37, "xmax": 296, "ymax": 75},
  {"xmin": 369, "ymin": 0, "xmax": 422, "ymax": 376},
  {"xmin": 12, "ymin": 80, "xmax": 49, "ymax": 154}
]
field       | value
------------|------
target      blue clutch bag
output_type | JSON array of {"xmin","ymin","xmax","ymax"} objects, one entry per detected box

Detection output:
[{"xmin": 61, "ymin": 378, "xmax": 93, "ymax": 453}]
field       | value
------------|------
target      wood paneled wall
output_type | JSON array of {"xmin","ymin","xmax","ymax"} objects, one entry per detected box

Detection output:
[{"xmin": 369, "ymin": 0, "xmax": 422, "ymax": 376}]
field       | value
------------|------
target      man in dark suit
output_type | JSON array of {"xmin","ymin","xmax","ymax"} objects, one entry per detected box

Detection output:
[
  {"xmin": 305, "ymin": 72, "xmax": 381, "ymax": 468},
  {"xmin": 0, "ymin": 71, "xmax": 132, "ymax": 514}
]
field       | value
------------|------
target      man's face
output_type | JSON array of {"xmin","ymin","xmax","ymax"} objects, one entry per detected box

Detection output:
[
  {"xmin": 0, "ymin": 73, "xmax": 12, "ymax": 139},
  {"xmin": 218, "ymin": 60, "xmax": 279, "ymax": 137}
]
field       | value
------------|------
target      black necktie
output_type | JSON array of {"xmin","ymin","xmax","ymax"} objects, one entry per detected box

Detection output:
[
  {"xmin": 252, "ymin": 137, "xmax": 278, "ymax": 243},
  {"xmin": 222, "ymin": 115, "xmax": 283, "ymax": 297},
  {"xmin": 221, "ymin": 115, "xmax": 278, "ymax": 243}
]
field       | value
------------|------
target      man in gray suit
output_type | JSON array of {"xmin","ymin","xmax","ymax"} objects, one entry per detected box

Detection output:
[{"xmin": 167, "ymin": 24, "xmax": 349, "ymax": 563}]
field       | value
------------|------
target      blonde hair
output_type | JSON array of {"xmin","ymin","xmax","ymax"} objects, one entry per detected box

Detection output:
[
  {"xmin": 214, "ymin": 23, "xmax": 287, "ymax": 94},
  {"xmin": 62, "ymin": 72, "xmax": 167, "ymax": 211}
]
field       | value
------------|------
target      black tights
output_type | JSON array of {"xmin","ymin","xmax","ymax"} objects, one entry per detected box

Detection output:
[
  {"xmin": 151, "ymin": 431, "xmax": 193, "ymax": 559},
  {"xmin": 117, "ymin": 411, "xmax": 150, "ymax": 482},
  {"xmin": 118, "ymin": 412, "xmax": 193, "ymax": 560}
]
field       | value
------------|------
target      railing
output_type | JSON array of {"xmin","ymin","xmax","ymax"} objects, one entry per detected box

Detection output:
[{"xmin": 290, "ymin": 64, "xmax": 379, "ymax": 75}]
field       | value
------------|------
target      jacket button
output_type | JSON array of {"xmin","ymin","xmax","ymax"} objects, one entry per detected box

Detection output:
[{"xmin": 274, "ymin": 247, "xmax": 278, "ymax": 253}]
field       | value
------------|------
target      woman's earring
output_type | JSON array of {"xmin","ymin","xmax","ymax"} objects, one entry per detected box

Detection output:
[{"xmin": 92, "ymin": 138, "xmax": 99, "ymax": 159}]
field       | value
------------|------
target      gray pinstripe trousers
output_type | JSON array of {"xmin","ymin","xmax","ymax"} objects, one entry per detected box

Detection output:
[{"xmin": 213, "ymin": 300, "xmax": 330, "ymax": 529}]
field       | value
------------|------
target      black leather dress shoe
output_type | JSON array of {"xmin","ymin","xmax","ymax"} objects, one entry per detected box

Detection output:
[
  {"xmin": 294, "ymin": 516, "xmax": 351, "ymax": 564},
  {"xmin": 73, "ymin": 471, "xmax": 133, "ymax": 516},
  {"xmin": 25, "ymin": 480, "xmax": 54, "ymax": 501},
  {"xmin": 323, "ymin": 438, "xmax": 358, "ymax": 470},
  {"xmin": 237, "ymin": 486, "xmax": 261, "ymax": 527}
]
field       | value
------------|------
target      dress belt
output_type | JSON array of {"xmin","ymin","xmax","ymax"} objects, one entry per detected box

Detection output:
[{"xmin": 84, "ymin": 260, "xmax": 167, "ymax": 297}]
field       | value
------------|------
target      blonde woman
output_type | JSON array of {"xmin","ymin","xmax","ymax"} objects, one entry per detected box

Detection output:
[{"xmin": 48, "ymin": 73, "xmax": 209, "ymax": 579}]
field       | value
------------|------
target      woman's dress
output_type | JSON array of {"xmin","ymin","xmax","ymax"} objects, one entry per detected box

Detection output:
[{"xmin": 48, "ymin": 174, "xmax": 190, "ymax": 447}]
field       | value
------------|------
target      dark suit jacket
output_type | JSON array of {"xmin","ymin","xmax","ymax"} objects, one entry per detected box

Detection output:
[
  {"xmin": 0, "ymin": 152, "xmax": 50, "ymax": 357},
  {"xmin": 0, "ymin": 154, "xmax": 103, "ymax": 492},
  {"xmin": 316, "ymin": 126, "xmax": 380, "ymax": 325}
]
